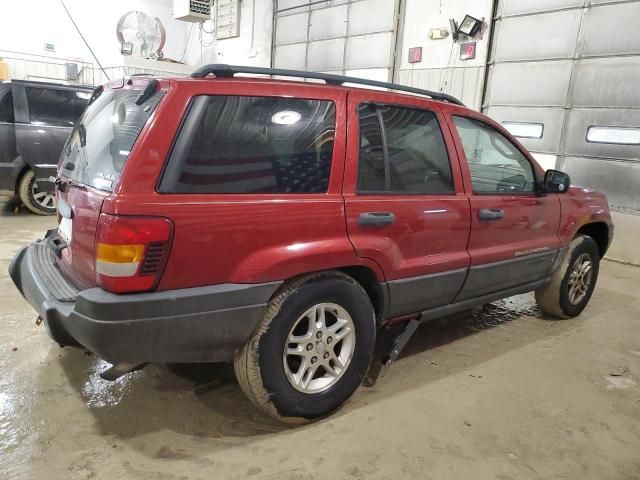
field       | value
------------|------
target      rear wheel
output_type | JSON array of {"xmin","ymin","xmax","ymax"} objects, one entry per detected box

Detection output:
[
  {"xmin": 18, "ymin": 170, "xmax": 56, "ymax": 215},
  {"xmin": 535, "ymin": 235, "xmax": 600, "ymax": 318},
  {"xmin": 234, "ymin": 272, "xmax": 376, "ymax": 424}
]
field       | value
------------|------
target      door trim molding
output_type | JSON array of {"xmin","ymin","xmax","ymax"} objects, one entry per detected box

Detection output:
[
  {"xmin": 384, "ymin": 267, "xmax": 467, "ymax": 318},
  {"xmin": 455, "ymin": 249, "xmax": 558, "ymax": 302}
]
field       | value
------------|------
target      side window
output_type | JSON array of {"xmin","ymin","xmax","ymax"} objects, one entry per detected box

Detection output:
[
  {"xmin": 160, "ymin": 95, "xmax": 336, "ymax": 194},
  {"xmin": 358, "ymin": 104, "xmax": 454, "ymax": 194},
  {"xmin": 0, "ymin": 90, "xmax": 14, "ymax": 123},
  {"xmin": 453, "ymin": 116, "xmax": 536, "ymax": 194},
  {"xmin": 25, "ymin": 87, "xmax": 89, "ymax": 127}
]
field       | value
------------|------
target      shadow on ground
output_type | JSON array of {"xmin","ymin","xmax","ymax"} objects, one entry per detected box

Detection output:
[
  {"xmin": 0, "ymin": 196, "xmax": 26, "ymax": 216},
  {"xmin": 50, "ymin": 292, "xmax": 580, "ymax": 454}
]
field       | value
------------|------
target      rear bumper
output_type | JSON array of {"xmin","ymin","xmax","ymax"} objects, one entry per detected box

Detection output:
[{"xmin": 9, "ymin": 240, "xmax": 281, "ymax": 364}]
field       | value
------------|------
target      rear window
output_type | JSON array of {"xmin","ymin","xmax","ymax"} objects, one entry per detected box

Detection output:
[
  {"xmin": 60, "ymin": 86, "xmax": 164, "ymax": 191},
  {"xmin": 159, "ymin": 95, "xmax": 336, "ymax": 194},
  {"xmin": 25, "ymin": 86, "xmax": 89, "ymax": 127}
]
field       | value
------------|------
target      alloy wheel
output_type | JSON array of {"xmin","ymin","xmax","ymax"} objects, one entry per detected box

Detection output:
[
  {"xmin": 31, "ymin": 179, "xmax": 56, "ymax": 210},
  {"xmin": 567, "ymin": 252, "xmax": 593, "ymax": 305},
  {"xmin": 283, "ymin": 303, "xmax": 356, "ymax": 394}
]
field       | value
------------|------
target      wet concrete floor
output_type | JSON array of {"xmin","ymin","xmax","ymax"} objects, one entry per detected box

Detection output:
[{"xmin": 0, "ymin": 198, "xmax": 639, "ymax": 479}]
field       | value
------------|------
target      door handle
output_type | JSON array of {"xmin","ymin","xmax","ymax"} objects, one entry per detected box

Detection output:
[
  {"xmin": 359, "ymin": 212, "xmax": 396, "ymax": 226},
  {"xmin": 478, "ymin": 208, "xmax": 504, "ymax": 221}
]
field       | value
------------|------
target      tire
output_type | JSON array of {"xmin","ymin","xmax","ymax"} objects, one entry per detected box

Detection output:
[
  {"xmin": 535, "ymin": 235, "xmax": 600, "ymax": 319},
  {"xmin": 234, "ymin": 271, "xmax": 376, "ymax": 424},
  {"xmin": 18, "ymin": 170, "xmax": 56, "ymax": 215}
]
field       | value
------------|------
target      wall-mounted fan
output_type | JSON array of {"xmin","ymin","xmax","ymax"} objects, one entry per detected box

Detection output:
[{"xmin": 116, "ymin": 11, "xmax": 166, "ymax": 59}]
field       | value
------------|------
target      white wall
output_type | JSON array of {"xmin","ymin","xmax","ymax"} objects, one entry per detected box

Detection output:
[
  {"xmin": 183, "ymin": 0, "xmax": 273, "ymax": 68},
  {"xmin": 0, "ymin": 0, "xmax": 272, "ymax": 83},
  {"xmin": 0, "ymin": 0, "xmax": 190, "ymax": 67},
  {"xmin": 396, "ymin": 0, "xmax": 494, "ymax": 109}
]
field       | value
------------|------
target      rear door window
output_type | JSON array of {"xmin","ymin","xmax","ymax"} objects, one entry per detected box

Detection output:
[
  {"xmin": 59, "ymin": 86, "xmax": 164, "ymax": 191},
  {"xmin": 159, "ymin": 95, "xmax": 336, "ymax": 194},
  {"xmin": 25, "ymin": 87, "xmax": 90, "ymax": 127},
  {"xmin": 357, "ymin": 104, "xmax": 454, "ymax": 194}
]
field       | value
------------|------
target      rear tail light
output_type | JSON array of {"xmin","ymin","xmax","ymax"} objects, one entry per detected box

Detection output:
[{"xmin": 96, "ymin": 213, "xmax": 173, "ymax": 293}]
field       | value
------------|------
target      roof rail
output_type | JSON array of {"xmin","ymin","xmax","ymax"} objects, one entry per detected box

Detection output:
[{"xmin": 190, "ymin": 64, "xmax": 464, "ymax": 106}]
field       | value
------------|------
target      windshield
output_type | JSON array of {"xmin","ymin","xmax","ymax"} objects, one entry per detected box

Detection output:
[{"xmin": 59, "ymin": 86, "xmax": 164, "ymax": 191}]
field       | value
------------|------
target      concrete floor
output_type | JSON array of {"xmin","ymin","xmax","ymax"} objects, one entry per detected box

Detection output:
[{"xmin": 1, "ymin": 198, "xmax": 639, "ymax": 480}]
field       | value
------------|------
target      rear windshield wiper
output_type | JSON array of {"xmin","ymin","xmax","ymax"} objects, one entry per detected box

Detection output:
[
  {"xmin": 55, "ymin": 176, "xmax": 86, "ymax": 192},
  {"xmin": 135, "ymin": 79, "xmax": 158, "ymax": 106},
  {"xmin": 78, "ymin": 124, "xmax": 86, "ymax": 147}
]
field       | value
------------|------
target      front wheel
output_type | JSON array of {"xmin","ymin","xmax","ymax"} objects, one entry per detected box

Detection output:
[
  {"xmin": 18, "ymin": 170, "xmax": 56, "ymax": 215},
  {"xmin": 535, "ymin": 235, "xmax": 600, "ymax": 318},
  {"xmin": 234, "ymin": 272, "xmax": 376, "ymax": 424}
]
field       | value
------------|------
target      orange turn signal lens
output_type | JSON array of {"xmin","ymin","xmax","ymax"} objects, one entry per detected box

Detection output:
[{"xmin": 96, "ymin": 243, "xmax": 145, "ymax": 264}]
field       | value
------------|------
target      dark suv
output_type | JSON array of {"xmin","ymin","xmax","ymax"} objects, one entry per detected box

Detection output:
[
  {"xmin": 10, "ymin": 65, "xmax": 613, "ymax": 423},
  {"xmin": 0, "ymin": 80, "xmax": 92, "ymax": 214}
]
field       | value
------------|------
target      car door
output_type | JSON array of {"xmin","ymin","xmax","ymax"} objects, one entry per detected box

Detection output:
[
  {"xmin": 13, "ymin": 83, "xmax": 90, "ymax": 173},
  {"xmin": 0, "ymin": 85, "xmax": 18, "ymax": 174},
  {"xmin": 343, "ymin": 89, "xmax": 471, "ymax": 319},
  {"xmin": 445, "ymin": 112, "xmax": 561, "ymax": 301}
]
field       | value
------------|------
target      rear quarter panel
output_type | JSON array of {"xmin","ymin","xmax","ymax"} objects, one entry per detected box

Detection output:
[{"xmin": 104, "ymin": 79, "xmax": 383, "ymax": 290}]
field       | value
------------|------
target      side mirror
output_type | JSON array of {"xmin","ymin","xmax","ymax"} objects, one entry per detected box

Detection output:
[{"xmin": 543, "ymin": 169, "xmax": 570, "ymax": 194}]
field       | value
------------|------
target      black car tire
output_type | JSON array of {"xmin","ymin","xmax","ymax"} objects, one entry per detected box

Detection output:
[
  {"xmin": 535, "ymin": 235, "xmax": 600, "ymax": 318},
  {"xmin": 234, "ymin": 271, "xmax": 376, "ymax": 424},
  {"xmin": 18, "ymin": 170, "xmax": 56, "ymax": 215}
]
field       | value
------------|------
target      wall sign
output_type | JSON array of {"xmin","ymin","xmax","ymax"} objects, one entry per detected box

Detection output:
[
  {"xmin": 408, "ymin": 47, "xmax": 422, "ymax": 64},
  {"xmin": 460, "ymin": 42, "xmax": 476, "ymax": 60}
]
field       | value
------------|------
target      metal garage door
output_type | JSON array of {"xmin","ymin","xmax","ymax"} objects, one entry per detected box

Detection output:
[
  {"xmin": 483, "ymin": 0, "xmax": 640, "ymax": 263},
  {"xmin": 272, "ymin": 0, "xmax": 401, "ymax": 82}
]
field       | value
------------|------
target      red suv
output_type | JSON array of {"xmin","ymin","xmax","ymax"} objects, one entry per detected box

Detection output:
[{"xmin": 10, "ymin": 65, "xmax": 613, "ymax": 423}]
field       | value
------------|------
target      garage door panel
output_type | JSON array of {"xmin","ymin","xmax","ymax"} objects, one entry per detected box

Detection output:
[
  {"xmin": 573, "ymin": 57, "xmax": 640, "ymax": 108},
  {"xmin": 582, "ymin": 2, "xmax": 640, "ymax": 56},
  {"xmin": 500, "ymin": 0, "xmax": 584, "ymax": 17},
  {"xmin": 561, "ymin": 155, "xmax": 640, "ymax": 211},
  {"xmin": 396, "ymin": 68, "xmax": 441, "ymax": 93},
  {"xmin": 346, "ymin": 32, "xmax": 393, "ymax": 70},
  {"xmin": 487, "ymin": 61, "xmax": 572, "ymax": 106},
  {"xmin": 344, "ymin": 68, "xmax": 390, "ymax": 83},
  {"xmin": 274, "ymin": 44, "xmax": 307, "ymax": 70},
  {"xmin": 349, "ymin": 0, "xmax": 397, "ymax": 35},
  {"xmin": 307, "ymin": 38, "xmax": 346, "ymax": 71},
  {"xmin": 275, "ymin": 12, "xmax": 308, "ymax": 45},
  {"xmin": 278, "ymin": 0, "xmax": 309, "ymax": 11},
  {"xmin": 309, "ymin": 5, "xmax": 348, "ymax": 41},
  {"xmin": 311, "ymin": 0, "xmax": 349, "ymax": 9},
  {"xmin": 563, "ymin": 108, "xmax": 640, "ymax": 162},
  {"xmin": 487, "ymin": 106, "xmax": 565, "ymax": 153},
  {"xmin": 494, "ymin": 10, "xmax": 581, "ymax": 61}
]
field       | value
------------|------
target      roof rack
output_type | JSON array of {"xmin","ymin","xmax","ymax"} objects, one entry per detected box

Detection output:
[{"xmin": 190, "ymin": 64, "xmax": 464, "ymax": 106}]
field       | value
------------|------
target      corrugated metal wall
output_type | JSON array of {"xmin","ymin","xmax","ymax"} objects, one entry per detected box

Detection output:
[
  {"xmin": 484, "ymin": 0, "xmax": 640, "ymax": 263},
  {"xmin": 272, "ymin": 0, "xmax": 400, "ymax": 81}
]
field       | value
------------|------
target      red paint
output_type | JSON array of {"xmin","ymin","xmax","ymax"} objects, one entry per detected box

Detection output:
[
  {"xmin": 56, "ymin": 76, "xmax": 612, "ymax": 294},
  {"xmin": 57, "ymin": 184, "xmax": 108, "ymax": 290},
  {"xmin": 343, "ymin": 88, "xmax": 471, "ymax": 280}
]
